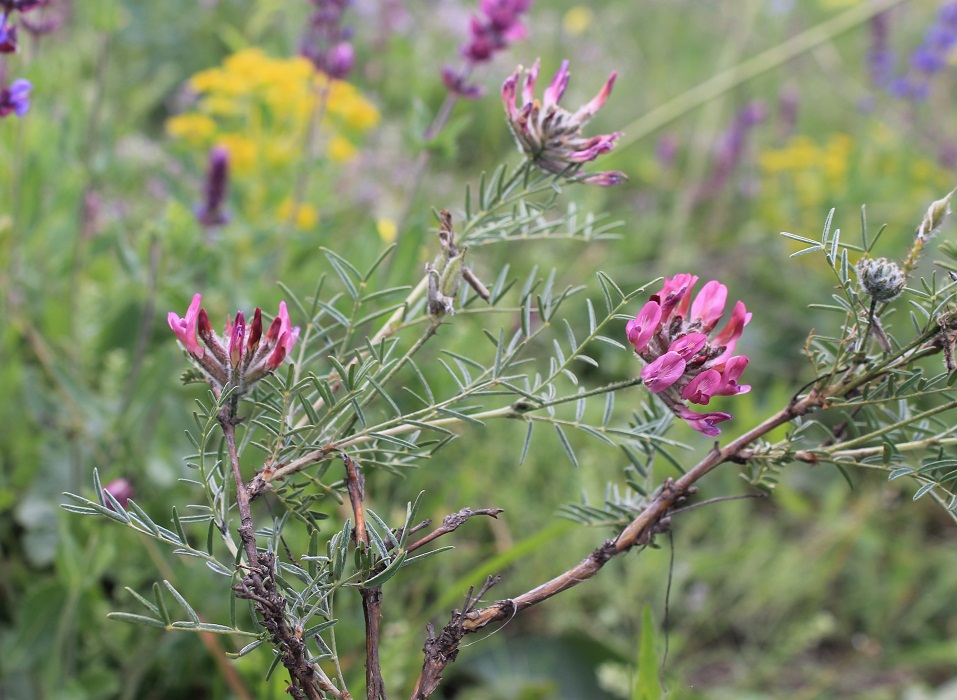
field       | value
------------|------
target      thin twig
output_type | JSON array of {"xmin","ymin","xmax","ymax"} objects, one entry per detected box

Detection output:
[{"xmin": 406, "ymin": 508, "xmax": 504, "ymax": 554}]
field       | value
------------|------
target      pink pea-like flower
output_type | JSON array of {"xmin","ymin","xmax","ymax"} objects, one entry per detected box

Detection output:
[
  {"xmin": 626, "ymin": 274, "xmax": 752, "ymax": 436},
  {"xmin": 168, "ymin": 294, "xmax": 300, "ymax": 395},
  {"xmin": 501, "ymin": 59, "xmax": 626, "ymax": 186}
]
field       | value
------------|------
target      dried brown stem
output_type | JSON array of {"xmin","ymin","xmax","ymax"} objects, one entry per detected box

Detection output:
[
  {"xmin": 342, "ymin": 453, "xmax": 388, "ymax": 700},
  {"xmin": 406, "ymin": 507, "xmax": 504, "ymax": 554},
  {"xmin": 409, "ymin": 577, "xmax": 500, "ymax": 700},
  {"xmin": 221, "ymin": 412, "xmax": 330, "ymax": 700},
  {"xmin": 343, "ymin": 453, "xmax": 367, "ymax": 547}
]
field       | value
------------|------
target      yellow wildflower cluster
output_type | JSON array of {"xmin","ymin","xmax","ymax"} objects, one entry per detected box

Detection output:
[
  {"xmin": 166, "ymin": 48, "xmax": 379, "ymax": 229},
  {"xmin": 759, "ymin": 133, "xmax": 852, "ymax": 212},
  {"xmin": 758, "ymin": 126, "xmax": 954, "ymax": 238}
]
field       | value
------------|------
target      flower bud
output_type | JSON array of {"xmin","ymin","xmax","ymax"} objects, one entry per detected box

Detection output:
[
  {"xmin": 916, "ymin": 187, "xmax": 955, "ymax": 244},
  {"xmin": 857, "ymin": 257, "xmax": 906, "ymax": 302},
  {"xmin": 229, "ymin": 311, "xmax": 245, "ymax": 367},
  {"xmin": 247, "ymin": 307, "xmax": 263, "ymax": 354}
]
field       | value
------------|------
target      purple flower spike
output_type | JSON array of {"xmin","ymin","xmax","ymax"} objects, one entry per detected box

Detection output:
[
  {"xmin": 502, "ymin": 59, "xmax": 626, "ymax": 186},
  {"xmin": 196, "ymin": 146, "xmax": 230, "ymax": 228}
]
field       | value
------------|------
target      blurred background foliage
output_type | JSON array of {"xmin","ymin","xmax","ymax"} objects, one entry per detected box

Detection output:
[{"xmin": 3, "ymin": 0, "xmax": 957, "ymax": 698}]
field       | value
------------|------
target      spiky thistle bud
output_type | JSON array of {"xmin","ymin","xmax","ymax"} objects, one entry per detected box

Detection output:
[{"xmin": 857, "ymin": 257, "xmax": 906, "ymax": 302}]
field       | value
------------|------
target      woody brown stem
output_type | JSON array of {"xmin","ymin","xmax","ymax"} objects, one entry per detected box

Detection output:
[
  {"xmin": 343, "ymin": 453, "xmax": 388, "ymax": 700},
  {"xmin": 221, "ymin": 411, "xmax": 330, "ymax": 700}
]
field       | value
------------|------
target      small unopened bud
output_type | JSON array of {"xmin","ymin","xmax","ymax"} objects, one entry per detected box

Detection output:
[
  {"xmin": 247, "ymin": 308, "xmax": 263, "ymax": 354},
  {"xmin": 857, "ymin": 257, "xmax": 906, "ymax": 302},
  {"xmin": 229, "ymin": 311, "xmax": 245, "ymax": 367},
  {"xmin": 916, "ymin": 187, "xmax": 956, "ymax": 244}
]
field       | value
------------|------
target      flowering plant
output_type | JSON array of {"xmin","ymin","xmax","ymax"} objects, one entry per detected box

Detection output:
[{"xmin": 21, "ymin": 3, "xmax": 957, "ymax": 699}]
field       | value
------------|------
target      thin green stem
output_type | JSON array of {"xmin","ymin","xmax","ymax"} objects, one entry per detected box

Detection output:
[
  {"xmin": 825, "ymin": 433, "xmax": 957, "ymax": 461},
  {"xmin": 819, "ymin": 398, "xmax": 957, "ymax": 453}
]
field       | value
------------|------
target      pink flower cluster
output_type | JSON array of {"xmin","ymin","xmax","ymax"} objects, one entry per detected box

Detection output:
[
  {"xmin": 502, "ymin": 59, "xmax": 626, "ymax": 186},
  {"xmin": 626, "ymin": 274, "xmax": 752, "ymax": 436},
  {"xmin": 168, "ymin": 294, "xmax": 300, "ymax": 394}
]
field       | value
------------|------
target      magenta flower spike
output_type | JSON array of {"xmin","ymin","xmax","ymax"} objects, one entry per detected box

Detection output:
[
  {"xmin": 501, "ymin": 59, "xmax": 626, "ymax": 186},
  {"xmin": 626, "ymin": 275, "xmax": 752, "ymax": 436},
  {"xmin": 168, "ymin": 295, "xmax": 300, "ymax": 395}
]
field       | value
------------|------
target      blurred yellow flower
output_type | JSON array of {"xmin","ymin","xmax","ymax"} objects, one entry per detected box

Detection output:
[
  {"xmin": 563, "ymin": 6, "xmax": 594, "ymax": 36},
  {"xmin": 215, "ymin": 133, "xmax": 258, "ymax": 176},
  {"xmin": 758, "ymin": 125, "xmax": 953, "ymax": 236},
  {"xmin": 167, "ymin": 47, "xmax": 379, "ymax": 171},
  {"xmin": 166, "ymin": 113, "xmax": 216, "ymax": 145},
  {"xmin": 328, "ymin": 135, "xmax": 357, "ymax": 163},
  {"xmin": 277, "ymin": 198, "xmax": 319, "ymax": 230},
  {"xmin": 376, "ymin": 218, "xmax": 397, "ymax": 244}
]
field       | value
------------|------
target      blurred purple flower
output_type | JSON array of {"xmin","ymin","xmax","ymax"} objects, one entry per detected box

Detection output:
[
  {"xmin": 502, "ymin": 59, "xmax": 626, "ymax": 186},
  {"xmin": 777, "ymin": 83, "xmax": 799, "ymax": 137},
  {"xmin": 0, "ymin": 1, "xmax": 50, "ymax": 11},
  {"xmin": 867, "ymin": 12, "xmax": 895, "ymax": 88},
  {"xmin": 0, "ymin": 14, "xmax": 18, "ymax": 52},
  {"xmin": 885, "ymin": 1, "xmax": 957, "ymax": 101},
  {"xmin": 441, "ymin": 0, "xmax": 532, "ymax": 99},
  {"xmin": 103, "ymin": 478, "xmax": 134, "ymax": 511},
  {"xmin": 0, "ymin": 78, "xmax": 30, "ymax": 117},
  {"xmin": 196, "ymin": 145, "xmax": 230, "ymax": 228},
  {"xmin": 301, "ymin": 0, "xmax": 355, "ymax": 79},
  {"xmin": 656, "ymin": 134, "xmax": 678, "ymax": 169},
  {"xmin": 696, "ymin": 99, "xmax": 766, "ymax": 201}
]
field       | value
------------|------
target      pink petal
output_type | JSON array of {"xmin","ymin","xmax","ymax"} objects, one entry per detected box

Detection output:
[
  {"xmin": 501, "ymin": 71, "xmax": 520, "ymax": 120},
  {"xmin": 577, "ymin": 170, "xmax": 627, "ymax": 186},
  {"xmin": 521, "ymin": 58, "xmax": 540, "ymax": 105},
  {"xmin": 168, "ymin": 293, "xmax": 205, "ymax": 359},
  {"xmin": 675, "ymin": 405, "xmax": 732, "ymax": 437},
  {"xmin": 229, "ymin": 311, "xmax": 245, "ymax": 366},
  {"xmin": 668, "ymin": 332, "xmax": 707, "ymax": 360},
  {"xmin": 715, "ymin": 355, "xmax": 751, "ymax": 396},
  {"xmin": 641, "ymin": 351, "xmax": 686, "ymax": 393},
  {"xmin": 657, "ymin": 274, "xmax": 697, "ymax": 322},
  {"xmin": 542, "ymin": 60, "xmax": 570, "ymax": 108},
  {"xmin": 712, "ymin": 300, "xmax": 750, "ymax": 347},
  {"xmin": 573, "ymin": 71, "xmax": 617, "ymax": 123},
  {"xmin": 626, "ymin": 300, "xmax": 662, "ymax": 351},
  {"xmin": 690, "ymin": 280, "xmax": 728, "ymax": 331},
  {"xmin": 681, "ymin": 369, "xmax": 722, "ymax": 405}
]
